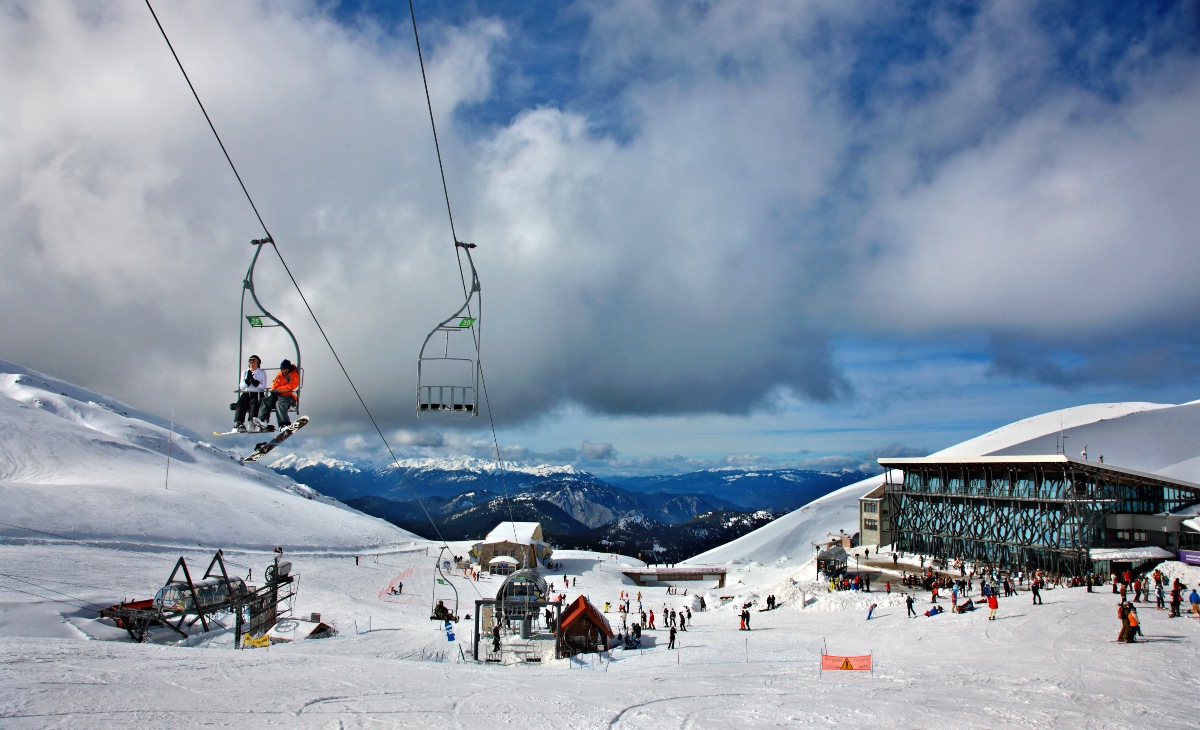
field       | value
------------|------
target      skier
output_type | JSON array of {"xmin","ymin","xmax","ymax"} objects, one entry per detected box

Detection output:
[
  {"xmin": 668, "ymin": 625, "xmax": 677, "ymax": 649},
  {"xmin": 1031, "ymin": 579, "xmax": 1043, "ymax": 605},
  {"xmin": 866, "ymin": 603, "xmax": 877, "ymax": 621},
  {"xmin": 987, "ymin": 592, "xmax": 998, "ymax": 620},
  {"xmin": 492, "ymin": 623, "xmax": 501, "ymax": 652},
  {"xmin": 233, "ymin": 355, "xmax": 268, "ymax": 432},
  {"xmin": 254, "ymin": 359, "xmax": 300, "ymax": 430},
  {"xmin": 906, "ymin": 593, "xmax": 916, "ymax": 618},
  {"xmin": 1190, "ymin": 588, "xmax": 1200, "ymax": 617},
  {"xmin": 432, "ymin": 600, "xmax": 456, "ymax": 622}
]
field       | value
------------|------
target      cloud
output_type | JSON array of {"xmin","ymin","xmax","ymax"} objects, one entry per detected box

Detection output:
[
  {"xmin": 391, "ymin": 429, "xmax": 446, "ymax": 448},
  {"xmin": 580, "ymin": 440, "xmax": 616, "ymax": 460},
  {"xmin": 3, "ymin": 0, "xmax": 1199, "ymax": 470}
]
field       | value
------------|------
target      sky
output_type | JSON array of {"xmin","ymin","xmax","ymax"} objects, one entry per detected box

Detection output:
[{"xmin": 3, "ymin": 0, "xmax": 1200, "ymax": 476}]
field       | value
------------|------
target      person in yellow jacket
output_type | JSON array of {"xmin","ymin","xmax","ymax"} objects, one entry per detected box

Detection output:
[{"xmin": 254, "ymin": 359, "xmax": 300, "ymax": 430}]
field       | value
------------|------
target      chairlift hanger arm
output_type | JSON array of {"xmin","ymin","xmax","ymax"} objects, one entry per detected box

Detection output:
[{"xmin": 239, "ymin": 236, "xmax": 302, "ymax": 373}]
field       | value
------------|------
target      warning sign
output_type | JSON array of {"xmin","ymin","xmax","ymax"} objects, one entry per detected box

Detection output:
[{"xmin": 821, "ymin": 653, "xmax": 872, "ymax": 671}]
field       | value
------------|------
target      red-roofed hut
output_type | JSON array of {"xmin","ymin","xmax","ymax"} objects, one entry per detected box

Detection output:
[{"xmin": 557, "ymin": 596, "xmax": 614, "ymax": 658}]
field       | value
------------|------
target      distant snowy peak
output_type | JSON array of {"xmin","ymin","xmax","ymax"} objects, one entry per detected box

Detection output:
[
  {"xmin": 269, "ymin": 453, "xmax": 362, "ymax": 473},
  {"xmin": 689, "ymin": 467, "xmax": 857, "ymax": 480},
  {"xmin": 382, "ymin": 455, "xmax": 582, "ymax": 478}
]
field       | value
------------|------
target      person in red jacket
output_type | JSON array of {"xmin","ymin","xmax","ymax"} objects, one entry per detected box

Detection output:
[
  {"xmin": 254, "ymin": 359, "xmax": 300, "ymax": 430},
  {"xmin": 987, "ymin": 593, "xmax": 999, "ymax": 621}
]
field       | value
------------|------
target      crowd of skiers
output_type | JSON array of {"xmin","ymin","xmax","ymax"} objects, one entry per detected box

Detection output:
[{"xmin": 1109, "ymin": 568, "xmax": 1196, "ymax": 619}]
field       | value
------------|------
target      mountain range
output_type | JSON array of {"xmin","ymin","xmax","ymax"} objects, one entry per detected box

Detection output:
[{"xmin": 269, "ymin": 453, "xmax": 870, "ymax": 558}]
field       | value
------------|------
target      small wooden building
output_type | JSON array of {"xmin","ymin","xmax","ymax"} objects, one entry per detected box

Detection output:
[
  {"xmin": 557, "ymin": 596, "xmax": 613, "ymax": 658},
  {"xmin": 816, "ymin": 545, "xmax": 850, "ymax": 576},
  {"xmin": 472, "ymin": 522, "xmax": 553, "ymax": 570}
]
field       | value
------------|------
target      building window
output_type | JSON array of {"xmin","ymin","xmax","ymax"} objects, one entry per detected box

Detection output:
[
  {"xmin": 864, "ymin": 518, "xmax": 879, "ymax": 531},
  {"xmin": 1132, "ymin": 530, "xmax": 1146, "ymax": 542},
  {"xmin": 1115, "ymin": 530, "xmax": 1130, "ymax": 541},
  {"xmin": 863, "ymin": 502, "xmax": 878, "ymax": 514}
]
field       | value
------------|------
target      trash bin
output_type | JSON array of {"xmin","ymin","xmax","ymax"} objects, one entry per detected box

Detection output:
[{"xmin": 520, "ymin": 617, "xmax": 531, "ymax": 639}]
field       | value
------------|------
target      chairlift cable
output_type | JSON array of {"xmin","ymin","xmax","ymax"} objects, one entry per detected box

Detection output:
[
  {"xmin": 409, "ymin": 2, "xmax": 522, "ymax": 547},
  {"xmin": 0, "ymin": 573, "xmax": 134, "ymax": 594},
  {"xmin": 0, "ymin": 575, "xmax": 108, "ymax": 613},
  {"xmin": 143, "ymin": 0, "xmax": 272, "ymax": 240},
  {"xmin": 0, "ymin": 581, "xmax": 100, "ymax": 613},
  {"xmin": 0, "ymin": 520, "xmax": 252, "ymax": 571},
  {"xmin": 407, "ymin": 0, "xmax": 459, "ymax": 247}
]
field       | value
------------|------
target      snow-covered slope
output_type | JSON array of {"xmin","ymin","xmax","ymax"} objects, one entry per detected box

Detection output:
[
  {"xmin": 686, "ymin": 400, "xmax": 1200, "ymax": 565},
  {"xmin": 0, "ymin": 360, "xmax": 415, "ymax": 550}
]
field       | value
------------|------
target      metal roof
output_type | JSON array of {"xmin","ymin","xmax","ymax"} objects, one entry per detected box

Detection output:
[{"xmin": 877, "ymin": 455, "xmax": 1200, "ymax": 494}]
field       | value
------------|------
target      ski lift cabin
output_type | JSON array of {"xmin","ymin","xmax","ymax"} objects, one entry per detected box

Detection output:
[
  {"xmin": 496, "ymin": 568, "xmax": 548, "ymax": 622},
  {"xmin": 417, "ymin": 242, "xmax": 480, "ymax": 417},
  {"xmin": 155, "ymin": 575, "xmax": 249, "ymax": 614}
]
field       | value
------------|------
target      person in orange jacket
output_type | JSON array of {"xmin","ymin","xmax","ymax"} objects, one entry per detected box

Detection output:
[{"xmin": 254, "ymin": 359, "xmax": 300, "ymax": 430}]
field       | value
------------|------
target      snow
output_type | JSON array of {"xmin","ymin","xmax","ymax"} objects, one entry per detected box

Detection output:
[
  {"xmin": 483, "ymin": 521, "xmax": 542, "ymax": 544},
  {"xmin": 2, "ymin": 361, "xmax": 1200, "ymax": 727}
]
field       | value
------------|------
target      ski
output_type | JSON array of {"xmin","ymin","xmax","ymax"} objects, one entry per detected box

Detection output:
[{"xmin": 240, "ymin": 416, "xmax": 309, "ymax": 463}]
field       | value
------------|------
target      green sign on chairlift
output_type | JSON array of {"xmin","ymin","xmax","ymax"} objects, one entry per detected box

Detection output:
[
  {"xmin": 246, "ymin": 315, "xmax": 264, "ymax": 327},
  {"xmin": 457, "ymin": 317, "xmax": 475, "ymax": 328},
  {"xmin": 437, "ymin": 578, "xmax": 447, "ymax": 585}
]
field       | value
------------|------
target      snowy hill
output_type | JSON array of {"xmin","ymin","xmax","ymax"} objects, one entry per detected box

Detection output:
[
  {"xmin": 0, "ymin": 360, "xmax": 415, "ymax": 550},
  {"xmin": 686, "ymin": 400, "xmax": 1200, "ymax": 565}
]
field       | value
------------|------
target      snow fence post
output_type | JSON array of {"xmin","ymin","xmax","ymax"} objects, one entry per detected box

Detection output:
[{"xmin": 745, "ymin": 637, "xmax": 749, "ymax": 663}]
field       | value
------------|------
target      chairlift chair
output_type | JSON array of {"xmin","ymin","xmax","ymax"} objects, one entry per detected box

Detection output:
[
  {"xmin": 238, "ymin": 237, "xmax": 302, "ymax": 413},
  {"xmin": 430, "ymin": 546, "xmax": 460, "ymax": 623},
  {"xmin": 417, "ymin": 242, "xmax": 480, "ymax": 418}
]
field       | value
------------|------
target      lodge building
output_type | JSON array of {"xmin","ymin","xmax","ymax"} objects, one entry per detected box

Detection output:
[{"xmin": 859, "ymin": 455, "xmax": 1200, "ymax": 575}]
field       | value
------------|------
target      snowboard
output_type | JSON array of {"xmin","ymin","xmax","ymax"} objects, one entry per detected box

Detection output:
[
  {"xmin": 213, "ymin": 425, "xmax": 276, "ymax": 436},
  {"xmin": 240, "ymin": 416, "xmax": 309, "ymax": 463}
]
